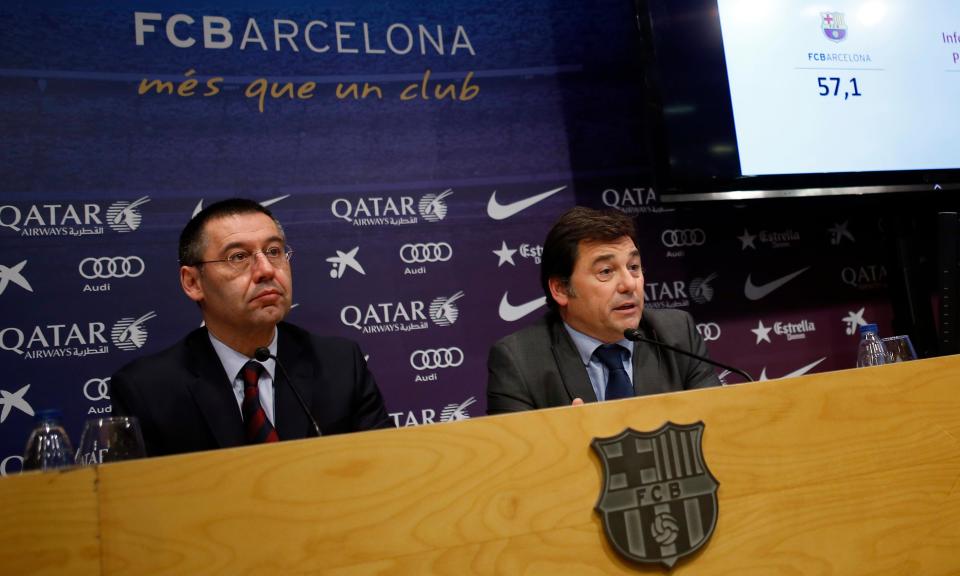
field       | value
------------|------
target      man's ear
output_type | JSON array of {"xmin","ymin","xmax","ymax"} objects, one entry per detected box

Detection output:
[
  {"xmin": 548, "ymin": 276, "xmax": 570, "ymax": 307},
  {"xmin": 180, "ymin": 266, "xmax": 204, "ymax": 303}
]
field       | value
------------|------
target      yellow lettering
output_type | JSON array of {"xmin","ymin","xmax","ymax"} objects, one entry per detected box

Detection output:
[{"xmin": 245, "ymin": 78, "xmax": 268, "ymax": 113}]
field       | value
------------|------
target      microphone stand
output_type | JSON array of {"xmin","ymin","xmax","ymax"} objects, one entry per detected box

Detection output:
[{"xmin": 623, "ymin": 329, "xmax": 754, "ymax": 383}]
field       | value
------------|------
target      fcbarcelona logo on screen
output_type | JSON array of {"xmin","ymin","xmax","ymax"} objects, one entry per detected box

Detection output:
[{"xmin": 821, "ymin": 12, "xmax": 847, "ymax": 43}]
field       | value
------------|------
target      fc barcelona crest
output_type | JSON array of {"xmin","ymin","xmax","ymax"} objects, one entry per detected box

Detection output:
[
  {"xmin": 592, "ymin": 422, "xmax": 718, "ymax": 569},
  {"xmin": 821, "ymin": 12, "xmax": 847, "ymax": 42}
]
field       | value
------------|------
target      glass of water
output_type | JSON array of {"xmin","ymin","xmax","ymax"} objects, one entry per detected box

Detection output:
[
  {"xmin": 75, "ymin": 416, "xmax": 146, "ymax": 465},
  {"xmin": 881, "ymin": 335, "xmax": 918, "ymax": 363}
]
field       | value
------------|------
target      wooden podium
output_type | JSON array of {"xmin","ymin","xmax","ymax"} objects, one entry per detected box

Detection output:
[{"xmin": 3, "ymin": 356, "xmax": 960, "ymax": 575}]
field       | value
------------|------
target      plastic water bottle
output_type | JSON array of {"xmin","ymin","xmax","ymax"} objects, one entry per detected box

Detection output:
[
  {"xmin": 22, "ymin": 409, "xmax": 75, "ymax": 471},
  {"xmin": 855, "ymin": 324, "xmax": 888, "ymax": 368}
]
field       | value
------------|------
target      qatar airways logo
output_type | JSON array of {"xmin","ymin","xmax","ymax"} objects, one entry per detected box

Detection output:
[
  {"xmin": 601, "ymin": 187, "xmax": 673, "ymax": 215},
  {"xmin": 389, "ymin": 396, "xmax": 477, "ymax": 427},
  {"xmin": 0, "ymin": 311, "xmax": 156, "ymax": 359},
  {"xmin": 340, "ymin": 291, "xmax": 463, "ymax": 334},
  {"xmin": 331, "ymin": 190, "xmax": 452, "ymax": 227},
  {"xmin": 841, "ymin": 264, "xmax": 887, "ymax": 290},
  {"xmin": 644, "ymin": 274, "xmax": 716, "ymax": 309},
  {"xmin": 0, "ymin": 196, "xmax": 150, "ymax": 237}
]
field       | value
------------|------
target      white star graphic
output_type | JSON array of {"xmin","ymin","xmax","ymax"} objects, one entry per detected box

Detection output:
[
  {"xmin": 493, "ymin": 241, "xmax": 517, "ymax": 267},
  {"xmin": 738, "ymin": 229, "xmax": 757, "ymax": 250},
  {"xmin": 751, "ymin": 320, "xmax": 772, "ymax": 344},
  {"xmin": 828, "ymin": 221, "xmax": 855, "ymax": 245},
  {"xmin": 0, "ymin": 384, "xmax": 34, "ymax": 423},
  {"xmin": 842, "ymin": 307, "xmax": 867, "ymax": 335}
]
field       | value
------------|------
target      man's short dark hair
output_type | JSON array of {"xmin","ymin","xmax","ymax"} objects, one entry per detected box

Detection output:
[
  {"xmin": 178, "ymin": 198, "xmax": 283, "ymax": 266},
  {"xmin": 540, "ymin": 206, "xmax": 639, "ymax": 312}
]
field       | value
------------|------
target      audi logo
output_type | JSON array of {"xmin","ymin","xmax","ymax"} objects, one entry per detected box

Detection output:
[
  {"xmin": 78, "ymin": 256, "xmax": 145, "ymax": 279},
  {"xmin": 83, "ymin": 377, "xmax": 111, "ymax": 401},
  {"xmin": 399, "ymin": 242, "xmax": 453, "ymax": 264},
  {"xmin": 660, "ymin": 229, "xmax": 706, "ymax": 248},
  {"xmin": 696, "ymin": 323, "xmax": 722, "ymax": 342},
  {"xmin": 409, "ymin": 347, "xmax": 464, "ymax": 370}
]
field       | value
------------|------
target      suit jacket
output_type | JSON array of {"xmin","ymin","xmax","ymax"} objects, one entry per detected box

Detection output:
[
  {"xmin": 486, "ymin": 309, "xmax": 721, "ymax": 414},
  {"xmin": 110, "ymin": 322, "xmax": 391, "ymax": 457}
]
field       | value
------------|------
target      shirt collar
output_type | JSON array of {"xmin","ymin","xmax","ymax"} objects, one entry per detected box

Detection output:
[
  {"xmin": 208, "ymin": 327, "xmax": 278, "ymax": 381},
  {"xmin": 562, "ymin": 322, "xmax": 634, "ymax": 366}
]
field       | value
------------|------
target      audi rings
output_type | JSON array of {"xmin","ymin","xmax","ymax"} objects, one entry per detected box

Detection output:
[
  {"xmin": 400, "ymin": 242, "xmax": 453, "ymax": 264},
  {"xmin": 660, "ymin": 229, "xmax": 706, "ymax": 248},
  {"xmin": 409, "ymin": 347, "xmax": 464, "ymax": 370},
  {"xmin": 79, "ymin": 256, "xmax": 145, "ymax": 279},
  {"xmin": 696, "ymin": 323, "xmax": 721, "ymax": 342},
  {"xmin": 84, "ymin": 377, "xmax": 111, "ymax": 401}
]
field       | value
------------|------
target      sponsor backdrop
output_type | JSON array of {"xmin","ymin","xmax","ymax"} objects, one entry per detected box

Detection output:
[{"xmin": 0, "ymin": 1, "xmax": 894, "ymax": 473}]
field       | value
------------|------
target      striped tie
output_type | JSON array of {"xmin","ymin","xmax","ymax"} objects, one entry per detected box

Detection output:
[{"xmin": 241, "ymin": 361, "xmax": 278, "ymax": 444}]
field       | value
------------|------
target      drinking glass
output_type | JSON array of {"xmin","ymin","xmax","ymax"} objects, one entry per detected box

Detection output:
[
  {"xmin": 75, "ymin": 416, "xmax": 146, "ymax": 465},
  {"xmin": 882, "ymin": 335, "xmax": 918, "ymax": 363}
]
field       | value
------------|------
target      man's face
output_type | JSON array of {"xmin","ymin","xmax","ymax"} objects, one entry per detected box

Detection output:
[
  {"xmin": 551, "ymin": 235, "xmax": 644, "ymax": 343},
  {"xmin": 181, "ymin": 212, "xmax": 293, "ymax": 338}
]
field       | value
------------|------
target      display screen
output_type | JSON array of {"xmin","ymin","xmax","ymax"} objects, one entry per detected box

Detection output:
[{"xmin": 642, "ymin": 0, "xmax": 960, "ymax": 199}]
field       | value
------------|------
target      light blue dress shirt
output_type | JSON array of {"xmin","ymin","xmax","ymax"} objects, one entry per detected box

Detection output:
[
  {"xmin": 562, "ymin": 323, "xmax": 635, "ymax": 402},
  {"xmin": 208, "ymin": 327, "xmax": 278, "ymax": 425}
]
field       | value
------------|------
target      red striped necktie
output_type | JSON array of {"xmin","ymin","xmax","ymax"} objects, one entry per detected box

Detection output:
[{"xmin": 240, "ymin": 361, "xmax": 278, "ymax": 444}]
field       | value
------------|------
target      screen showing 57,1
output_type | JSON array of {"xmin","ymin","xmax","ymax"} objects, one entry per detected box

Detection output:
[{"xmin": 716, "ymin": 1, "xmax": 960, "ymax": 177}]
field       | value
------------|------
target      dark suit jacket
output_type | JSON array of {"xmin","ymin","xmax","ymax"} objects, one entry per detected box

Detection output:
[
  {"xmin": 486, "ymin": 309, "xmax": 720, "ymax": 414},
  {"xmin": 110, "ymin": 322, "xmax": 391, "ymax": 457}
]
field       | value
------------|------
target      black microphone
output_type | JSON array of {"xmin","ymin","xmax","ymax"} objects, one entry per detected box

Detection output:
[
  {"xmin": 255, "ymin": 347, "xmax": 322, "ymax": 437},
  {"xmin": 622, "ymin": 329, "xmax": 754, "ymax": 383}
]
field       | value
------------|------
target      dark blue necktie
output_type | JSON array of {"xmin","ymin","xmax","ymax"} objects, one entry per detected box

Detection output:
[{"xmin": 594, "ymin": 344, "xmax": 634, "ymax": 400}]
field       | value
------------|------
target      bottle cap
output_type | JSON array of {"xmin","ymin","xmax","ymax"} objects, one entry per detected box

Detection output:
[{"xmin": 33, "ymin": 408, "xmax": 62, "ymax": 423}]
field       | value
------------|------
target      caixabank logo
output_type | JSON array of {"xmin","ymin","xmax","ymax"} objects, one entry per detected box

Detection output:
[
  {"xmin": 341, "ymin": 291, "xmax": 464, "ymax": 334},
  {"xmin": 332, "ymin": 189, "xmax": 453, "ymax": 226},
  {"xmin": 0, "ymin": 311, "xmax": 156, "ymax": 359},
  {"xmin": 0, "ymin": 196, "xmax": 150, "ymax": 237}
]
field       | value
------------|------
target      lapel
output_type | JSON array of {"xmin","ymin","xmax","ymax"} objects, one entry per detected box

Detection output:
[
  {"xmin": 631, "ymin": 316, "xmax": 664, "ymax": 393},
  {"xmin": 274, "ymin": 324, "xmax": 314, "ymax": 441},
  {"xmin": 548, "ymin": 318, "xmax": 599, "ymax": 403},
  {"xmin": 184, "ymin": 328, "xmax": 246, "ymax": 449}
]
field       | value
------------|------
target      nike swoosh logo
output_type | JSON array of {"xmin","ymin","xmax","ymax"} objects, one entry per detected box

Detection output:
[
  {"xmin": 498, "ymin": 292, "xmax": 546, "ymax": 322},
  {"xmin": 744, "ymin": 266, "xmax": 810, "ymax": 301},
  {"xmin": 759, "ymin": 357, "xmax": 826, "ymax": 381},
  {"xmin": 487, "ymin": 186, "xmax": 566, "ymax": 220}
]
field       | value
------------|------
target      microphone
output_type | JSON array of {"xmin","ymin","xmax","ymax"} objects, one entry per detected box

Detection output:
[
  {"xmin": 255, "ymin": 347, "xmax": 322, "ymax": 437},
  {"xmin": 622, "ymin": 329, "xmax": 754, "ymax": 383}
]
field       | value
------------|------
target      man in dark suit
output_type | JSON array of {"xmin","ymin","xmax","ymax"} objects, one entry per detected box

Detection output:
[
  {"xmin": 487, "ymin": 207, "xmax": 720, "ymax": 414},
  {"xmin": 110, "ymin": 198, "xmax": 390, "ymax": 457}
]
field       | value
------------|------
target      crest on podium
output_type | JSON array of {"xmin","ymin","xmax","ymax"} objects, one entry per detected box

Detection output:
[{"xmin": 592, "ymin": 422, "xmax": 719, "ymax": 569}]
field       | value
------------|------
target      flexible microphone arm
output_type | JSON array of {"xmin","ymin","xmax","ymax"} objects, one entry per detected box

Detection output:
[
  {"xmin": 623, "ymin": 329, "xmax": 754, "ymax": 383},
  {"xmin": 255, "ymin": 347, "xmax": 323, "ymax": 437}
]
